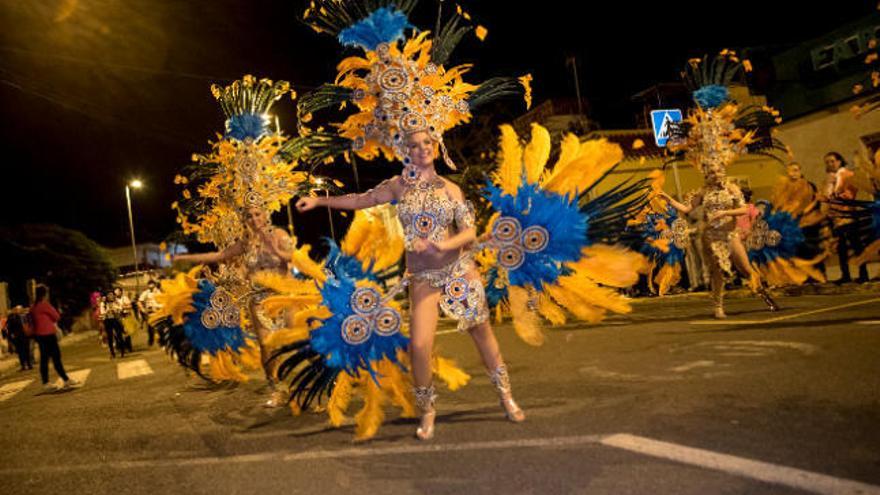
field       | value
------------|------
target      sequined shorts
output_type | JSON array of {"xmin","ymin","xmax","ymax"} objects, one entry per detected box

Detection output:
[{"xmin": 406, "ymin": 254, "xmax": 489, "ymax": 332}]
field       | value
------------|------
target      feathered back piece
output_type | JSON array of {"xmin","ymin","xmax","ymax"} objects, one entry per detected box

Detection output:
[{"xmin": 481, "ymin": 124, "xmax": 649, "ymax": 346}]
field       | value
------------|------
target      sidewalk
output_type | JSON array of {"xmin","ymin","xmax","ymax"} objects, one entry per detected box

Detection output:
[{"xmin": 0, "ymin": 331, "xmax": 98, "ymax": 375}]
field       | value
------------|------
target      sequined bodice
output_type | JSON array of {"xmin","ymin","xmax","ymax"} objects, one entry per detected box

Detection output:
[
  {"xmin": 243, "ymin": 236, "xmax": 286, "ymax": 273},
  {"xmin": 700, "ymin": 184, "xmax": 743, "ymax": 231},
  {"xmin": 396, "ymin": 178, "xmax": 458, "ymax": 251}
]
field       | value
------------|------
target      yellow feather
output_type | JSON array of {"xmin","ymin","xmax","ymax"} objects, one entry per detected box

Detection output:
[
  {"xmin": 570, "ymin": 245, "xmax": 647, "ymax": 288},
  {"xmin": 290, "ymin": 244, "xmax": 327, "ymax": 284},
  {"xmin": 353, "ymin": 377, "xmax": 385, "ymax": 441},
  {"xmin": 432, "ymin": 355, "xmax": 471, "ymax": 391},
  {"xmin": 263, "ymin": 327, "xmax": 311, "ymax": 349},
  {"xmin": 654, "ymin": 263, "xmax": 682, "ymax": 296},
  {"xmin": 549, "ymin": 133, "xmax": 581, "ymax": 176},
  {"xmin": 543, "ymin": 139, "xmax": 623, "ymax": 196},
  {"xmin": 260, "ymin": 294, "xmax": 322, "ymax": 317},
  {"xmin": 327, "ymin": 372, "xmax": 353, "ymax": 427},
  {"xmin": 376, "ymin": 359, "xmax": 416, "ymax": 418},
  {"xmin": 537, "ymin": 292, "xmax": 567, "ymax": 325},
  {"xmin": 852, "ymin": 239, "xmax": 880, "ymax": 266},
  {"xmin": 237, "ymin": 341, "xmax": 262, "ymax": 370},
  {"xmin": 558, "ymin": 276, "xmax": 632, "ymax": 314},
  {"xmin": 493, "ymin": 124, "xmax": 523, "ymax": 195},
  {"xmin": 507, "ymin": 286, "xmax": 546, "ymax": 346},
  {"xmin": 522, "ymin": 123, "xmax": 551, "ymax": 184},
  {"xmin": 544, "ymin": 283, "xmax": 606, "ymax": 323}
]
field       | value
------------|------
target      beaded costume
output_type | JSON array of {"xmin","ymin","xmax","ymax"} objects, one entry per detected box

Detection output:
[{"xmin": 151, "ymin": 76, "xmax": 306, "ymax": 382}]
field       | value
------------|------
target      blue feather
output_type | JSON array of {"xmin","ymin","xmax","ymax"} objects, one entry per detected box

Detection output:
[
  {"xmin": 637, "ymin": 205, "xmax": 686, "ymax": 269},
  {"xmin": 484, "ymin": 179, "xmax": 590, "ymax": 288},
  {"xmin": 484, "ymin": 267, "xmax": 509, "ymax": 308},
  {"xmin": 182, "ymin": 280, "xmax": 251, "ymax": 355},
  {"xmin": 747, "ymin": 205, "xmax": 805, "ymax": 265},
  {"xmin": 693, "ymin": 84, "xmax": 730, "ymax": 109},
  {"xmin": 225, "ymin": 113, "xmax": 270, "ymax": 141},
  {"xmin": 337, "ymin": 7, "xmax": 412, "ymax": 51},
  {"xmin": 308, "ymin": 241, "xmax": 409, "ymax": 379}
]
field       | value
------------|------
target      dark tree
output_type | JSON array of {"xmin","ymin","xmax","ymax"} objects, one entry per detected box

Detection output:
[{"xmin": 0, "ymin": 224, "xmax": 116, "ymax": 316}]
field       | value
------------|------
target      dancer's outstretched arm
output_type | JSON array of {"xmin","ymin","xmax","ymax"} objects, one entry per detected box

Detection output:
[
  {"xmin": 660, "ymin": 191, "xmax": 694, "ymax": 215},
  {"xmin": 173, "ymin": 241, "xmax": 245, "ymax": 265},
  {"xmin": 296, "ymin": 178, "xmax": 397, "ymax": 212}
]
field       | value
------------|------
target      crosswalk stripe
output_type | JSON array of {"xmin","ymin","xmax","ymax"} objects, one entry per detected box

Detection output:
[
  {"xmin": 53, "ymin": 369, "xmax": 92, "ymax": 389},
  {"xmin": 117, "ymin": 359, "xmax": 153, "ymax": 380},
  {"xmin": 0, "ymin": 379, "xmax": 34, "ymax": 402}
]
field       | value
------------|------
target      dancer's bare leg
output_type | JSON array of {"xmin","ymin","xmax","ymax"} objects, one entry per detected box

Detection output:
[
  {"xmin": 462, "ymin": 269, "xmax": 524, "ymax": 422},
  {"xmin": 249, "ymin": 300, "xmax": 283, "ymax": 407},
  {"xmin": 703, "ymin": 239, "xmax": 727, "ymax": 319},
  {"xmin": 409, "ymin": 280, "xmax": 441, "ymax": 439}
]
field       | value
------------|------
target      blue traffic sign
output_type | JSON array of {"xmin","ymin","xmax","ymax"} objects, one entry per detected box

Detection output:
[{"xmin": 650, "ymin": 109, "xmax": 683, "ymax": 147}]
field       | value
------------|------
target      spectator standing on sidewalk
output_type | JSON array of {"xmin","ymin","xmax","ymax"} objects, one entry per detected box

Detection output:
[
  {"xmin": 6, "ymin": 306, "xmax": 34, "ymax": 371},
  {"xmin": 30, "ymin": 285, "xmax": 78, "ymax": 391},
  {"xmin": 824, "ymin": 151, "xmax": 869, "ymax": 283}
]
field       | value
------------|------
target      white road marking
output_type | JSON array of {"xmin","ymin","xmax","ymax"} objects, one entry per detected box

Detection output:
[
  {"xmin": 698, "ymin": 340, "xmax": 818, "ymax": 356},
  {"xmin": 0, "ymin": 379, "xmax": 34, "ymax": 402},
  {"xmin": 691, "ymin": 297, "xmax": 880, "ymax": 325},
  {"xmin": 669, "ymin": 360, "xmax": 715, "ymax": 373},
  {"xmin": 117, "ymin": 359, "xmax": 153, "ymax": 380},
  {"xmin": 601, "ymin": 433, "xmax": 880, "ymax": 495},
  {"xmin": 856, "ymin": 320, "xmax": 880, "ymax": 325},
  {"xmin": 54, "ymin": 369, "xmax": 92, "ymax": 389},
  {"xmin": 2, "ymin": 431, "xmax": 879, "ymax": 495}
]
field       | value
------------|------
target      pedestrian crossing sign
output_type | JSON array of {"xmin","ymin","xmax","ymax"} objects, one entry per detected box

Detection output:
[{"xmin": 650, "ymin": 109, "xmax": 682, "ymax": 147}]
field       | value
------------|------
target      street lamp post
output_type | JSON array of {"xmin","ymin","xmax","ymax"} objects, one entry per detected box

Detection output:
[
  {"xmin": 125, "ymin": 179, "xmax": 143, "ymax": 284},
  {"xmin": 313, "ymin": 178, "xmax": 336, "ymax": 241}
]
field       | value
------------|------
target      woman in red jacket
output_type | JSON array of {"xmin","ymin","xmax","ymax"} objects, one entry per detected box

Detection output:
[{"xmin": 30, "ymin": 285, "xmax": 78, "ymax": 391}]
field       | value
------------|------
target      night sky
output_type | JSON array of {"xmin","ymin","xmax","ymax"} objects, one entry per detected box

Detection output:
[{"xmin": 0, "ymin": 1, "xmax": 873, "ymax": 248}]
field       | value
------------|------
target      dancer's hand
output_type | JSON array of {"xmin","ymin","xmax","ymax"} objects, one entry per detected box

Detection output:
[{"xmin": 295, "ymin": 197, "xmax": 319, "ymax": 212}]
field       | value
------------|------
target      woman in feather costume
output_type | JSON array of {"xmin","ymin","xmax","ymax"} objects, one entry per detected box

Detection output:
[
  {"xmin": 662, "ymin": 52, "xmax": 785, "ymax": 318},
  {"xmin": 291, "ymin": 0, "xmax": 530, "ymax": 440},
  {"xmin": 161, "ymin": 76, "xmax": 307, "ymax": 399}
]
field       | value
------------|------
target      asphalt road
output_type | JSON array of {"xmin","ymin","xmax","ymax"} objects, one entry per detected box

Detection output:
[{"xmin": 1, "ymin": 290, "xmax": 879, "ymax": 495}]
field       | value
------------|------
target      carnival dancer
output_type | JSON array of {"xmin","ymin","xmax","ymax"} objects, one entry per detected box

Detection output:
[
  {"xmin": 292, "ymin": 0, "xmax": 531, "ymax": 440},
  {"xmin": 161, "ymin": 76, "xmax": 306, "ymax": 400},
  {"xmin": 662, "ymin": 51, "xmax": 786, "ymax": 318}
]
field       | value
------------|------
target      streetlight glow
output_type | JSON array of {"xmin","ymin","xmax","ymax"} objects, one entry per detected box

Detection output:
[{"xmin": 130, "ymin": 179, "xmax": 143, "ymax": 189}]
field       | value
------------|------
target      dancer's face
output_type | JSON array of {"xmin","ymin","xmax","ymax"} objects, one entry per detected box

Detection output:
[
  {"xmin": 405, "ymin": 131, "xmax": 438, "ymax": 169},
  {"xmin": 244, "ymin": 207, "xmax": 267, "ymax": 231},
  {"xmin": 786, "ymin": 163, "xmax": 802, "ymax": 180}
]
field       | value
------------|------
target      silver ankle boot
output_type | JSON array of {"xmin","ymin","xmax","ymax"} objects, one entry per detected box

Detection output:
[
  {"xmin": 489, "ymin": 365, "xmax": 525, "ymax": 423},
  {"xmin": 413, "ymin": 385, "xmax": 437, "ymax": 440}
]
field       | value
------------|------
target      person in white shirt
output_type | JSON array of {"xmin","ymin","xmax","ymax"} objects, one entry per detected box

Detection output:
[{"xmin": 138, "ymin": 280, "xmax": 163, "ymax": 346}]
